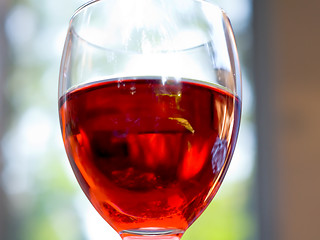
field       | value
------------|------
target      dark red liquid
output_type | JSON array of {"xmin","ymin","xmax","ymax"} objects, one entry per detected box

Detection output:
[{"xmin": 59, "ymin": 77, "xmax": 241, "ymax": 234}]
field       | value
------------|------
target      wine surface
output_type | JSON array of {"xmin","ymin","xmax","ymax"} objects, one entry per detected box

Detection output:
[{"xmin": 59, "ymin": 77, "xmax": 241, "ymax": 234}]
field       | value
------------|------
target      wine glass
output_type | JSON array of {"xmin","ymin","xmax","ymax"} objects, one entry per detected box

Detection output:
[{"xmin": 58, "ymin": 0, "xmax": 241, "ymax": 239}]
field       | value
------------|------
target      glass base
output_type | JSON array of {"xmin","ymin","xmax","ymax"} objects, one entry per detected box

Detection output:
[{"xmin": 120, "ymin": 228, "xmax": 184, "ymax": 240}]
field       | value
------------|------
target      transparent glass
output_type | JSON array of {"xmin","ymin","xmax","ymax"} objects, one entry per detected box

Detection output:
[{"xmin": 58, "ymin": 0, "xmax": 242, "ymax": 239}]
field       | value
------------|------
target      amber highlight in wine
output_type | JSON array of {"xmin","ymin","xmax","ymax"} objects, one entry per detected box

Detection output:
[{"xmin": 59, "ymin": 77, "xmax": 241, "ymax": 235}]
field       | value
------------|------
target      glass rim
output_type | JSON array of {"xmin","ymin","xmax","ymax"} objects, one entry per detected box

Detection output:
[
  {"xmin": 69, "ymin": 0, "xmax": 223, "ymax": 23},
  {"xmin": 67, "ymin": 0, "xmax": 228, "ymax": 54},
  {"xmin": 69, "ymin": 24, "xmax": 219, "ymax": 55}
]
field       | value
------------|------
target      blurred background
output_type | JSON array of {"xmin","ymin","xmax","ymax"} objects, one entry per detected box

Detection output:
[{"xmin": 0, "ymin": 0, "xmax": 319, "ymax": 240}]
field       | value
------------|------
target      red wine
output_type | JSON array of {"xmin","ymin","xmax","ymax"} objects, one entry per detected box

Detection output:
[{"xmin": 59, "ymin": 77, "xmax": 241, "ymax": 234}]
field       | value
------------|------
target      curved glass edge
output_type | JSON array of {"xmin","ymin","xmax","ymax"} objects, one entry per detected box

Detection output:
[{"xmin": 221, "ymin": 10, "xmax": 242, "ymax": 101}]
